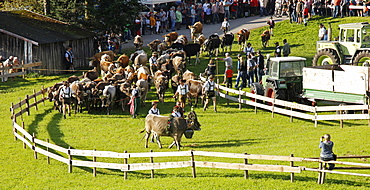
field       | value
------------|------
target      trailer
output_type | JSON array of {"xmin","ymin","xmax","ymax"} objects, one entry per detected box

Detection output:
[{"xmin": 302, "ymin": 65, "xmax": 370, "ymax": 105}]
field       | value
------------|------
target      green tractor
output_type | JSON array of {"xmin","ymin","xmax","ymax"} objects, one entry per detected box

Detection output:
[
  {"xmin": 313, "ymin": 22, "xmax": 370, "ymax": 66},
  {"xmin": 251, "ymin": 57, "xmax": 306, "ymax": 104}
]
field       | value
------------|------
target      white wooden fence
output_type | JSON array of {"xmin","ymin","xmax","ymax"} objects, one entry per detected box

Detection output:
[
  {"xmin": 215, "ymin": 83, "xmax": 370, "ymax": 128},
  {"xmin": 8, "ymin": 87, "xmax": 370, "ymax": 184}
]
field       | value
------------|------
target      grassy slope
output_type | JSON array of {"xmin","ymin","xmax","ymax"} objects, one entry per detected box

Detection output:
[{"xmin": 1, "ymin": 16, "xmax": 370, "ymax": 189}]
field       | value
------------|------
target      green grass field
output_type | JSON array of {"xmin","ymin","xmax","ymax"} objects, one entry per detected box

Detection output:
[{"xmin": 2, "ymin": 16, "xmax": 370, "ymax": 189}]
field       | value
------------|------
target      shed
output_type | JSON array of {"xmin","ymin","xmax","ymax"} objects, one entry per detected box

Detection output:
[{"xmin": 0, "ymin": 10, "xmax": 96, "ymax": 74}]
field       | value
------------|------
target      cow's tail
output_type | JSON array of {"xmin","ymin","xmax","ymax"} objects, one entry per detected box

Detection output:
[{"xmin": 139, "ymin": 128, "xmax": 146, "ymax": 133}]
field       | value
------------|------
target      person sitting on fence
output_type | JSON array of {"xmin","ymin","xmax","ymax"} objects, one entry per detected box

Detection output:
[
  {"xmin": 10, "ymin": 57, "xmax": 20, "ymax": 75},
  {"xmin": 319, "ymin": 134, "xmax": 337, "ymax": 170},
  {"xmin": 59, "ymin": 81, "xmax": 72, "ymax": 118},
  {"xmin": 2, "ymin": 56, "xmax": 13, "ymax": 82}
]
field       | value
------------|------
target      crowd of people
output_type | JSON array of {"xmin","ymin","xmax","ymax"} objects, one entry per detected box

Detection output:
[{"xmin": 0, "ymin": 56, "xmax": 21, "ymax": 82}]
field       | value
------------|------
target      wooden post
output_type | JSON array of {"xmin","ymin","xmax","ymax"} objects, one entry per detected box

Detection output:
[
  {"xmin": 22, "ymin": 60, "xmax": 25, "ymax": 79},
  {"xmin": 33, "ymin": 89, "xmax": 38, "ymax": 111},
  {"xmin": 317, "ymin": 162, "xmax": 323, "ymax": 184},
  {"xmin": 68, "ymin": 146, "xmax": 72, "ymax": 173},
  {"xmin": 217, "ymin": 79, "xmax": 220, "ymax": 103},
  {"xmin": 19, "ymin": 98, "xmax": 23, "ymax": 121},
  {"xmin": 290, "ymin": 154, "xmax": 294, "ymax": 182},
  {"xmin": 314, "ymin": 106, "xmax": 318, "ymax": 127},
  {"xmin": 124, "ymin": 150, "xmax": 128, "ymax": 180},
  {"xmin": 42, "ymin": 86, "xmax": 46, "ymax": 106},
  {"xmin": 290, "ymin": 107, "xmax": 293, "ymax": 122},
  {"xmin": 320, "ymin": 163, "xmax": 327, "ymax": 184},
  {"xmin": 46, "ymin": 139, "xmax": 50, "ymax": 164},
  {"xmin": 32, "ymin": 133, "xmax": 37, "ymax": 159},
  {"xmin": 238, "ymin": 88, "xmax": 242, "ymax": 109},
  {"xmin": 226, "ymin": 90, "xmax": 229, "ymax": 106},
  {"xmin": 22, "ymin": 122, "xmax": 26, "ymax": 149},
  {"xmin": 26, "ymin": 95, "xmax": 30, "ymax": 115},
  {"xmin": 150, "ymin": 150, "xmax": 154, "ymax": 178},
  {"xmin": 191, "ymin": 150, "xmax": 196, "ymax": 178},
  {"xmin": 244, "ymin": 153, "xmax": 249, "ymax": 179},
  {"xmin": 93, "ymin": 149, "xmax": 97, "ymax": 177},
  {"xmin": 13, "ymin": 109, "xmax": 17, "ymax": 141}
]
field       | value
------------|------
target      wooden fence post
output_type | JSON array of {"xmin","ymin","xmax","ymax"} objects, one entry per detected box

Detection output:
[
  {"xmin": 68, "ymin": 146, "xmax": 73, "ymax": 173},
  {"xmin": 191, "ymin": 150, "xmax": 196, "ymax": 178},
  {"xmin": 320, "ymin": 163, "xmax": 327, "ymax": 184},
  {"xmin": 150, "ymin": 150, "xmax": 154, "ymax": 178},
  {"xmin": 19, "ymin": 98, "xmax": 24, "ymax": 121},
  {"xmin": 32, "ymin": 133, "xmax": 37, "ymax": 159},
  {"xmin": 238, "ymin": 88, "xmax": 242, "ymax": 109},
  {"xmin": 46, "ymin": 139, "xmax": 50, "ymax": 164},
  {"xmin": 21, "ymin": 60, "xmax": 25, "ymax": 79},
  {"xmin": 124, "ymin": 150, "xmax": 128, "ymax": 180},
  {"xmin": 42, "ymin": 86, "xmax": 46, "ymax": 106},
  {"xmin": 244, "ymin": 153, "xmax": 249, "ymax": 179},
  {"xmin": 26, "ymin": 95, "xmax": 30, "ymax": 115},
  {"xmin": 290, "ymin": 154, "xmax": 294, "ymax": 182},
  {"xmin": 317, "ymin": 162, "xmax": 323, "ymax": 184},
  {"xmin": 314, "ymin": 106, "xmax": 318, "ymax": 127},
  {"xmin": 33, "ymin": 89, "xmax": 38, "ymax": 111},
  {"xmin": 22, "ymin": 122, "xmax": 26, "ymax": 149},
  {"xmin": 93, "ymin": 149, "xmax": 97, "ymax": 177},
  {"xmin": 290, "ymin": 107, "xmax": 293, "ymax": 122}
]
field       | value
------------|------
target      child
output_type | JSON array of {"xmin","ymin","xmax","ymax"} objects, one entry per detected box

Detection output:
[
  {"xmin": 148, "ymin": 101, "xmax": 160, "ymax": 115},
  {"xmin": 171, "ymin": 106, "xmax": 182, "ymax": 118},
  {"xmin": 225, "ymin": 67, "xmax": 233, "ymax": 88},
  {"xmin": 220, "ymin": 18, "xmax": 230, "ymax": 34},
  {"xmin": 303, "ymin": 5, "xmax": 309, "ymax": 26}
]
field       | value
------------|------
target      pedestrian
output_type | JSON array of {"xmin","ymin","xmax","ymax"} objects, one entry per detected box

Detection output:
[
  {"xmin": 149, "ymin": 52, "xmax": 158, "ymax": 75},
  {"xmin": 159, "ymin": 9, "xmax": 168, "ymax": 33},
  {"xmin": 149, "ymin": 13, "xmax": 156, "ymax": 34},
  {"xmin": 204, "ymin": 5, "xmax": 212, "ymax": 24},
  {"xmin": 303, "ymin": 4, "xmax": 309, "ymax": 26},
  {"xmin": 256, "ymin": 50, "xmax": 265, "ymax": 82},
  {"xmin": 246, "ymin": 54, "xmax": 255, "ymax": 87},
  {"xmin": 318, "ymin": 23, "xmax": 327, "ymax": 41},
  {"xmin": 234, "ymin": 54, "xmax": 242, "ymax": 88},
  {"xmin": 171, "ymin": 105, "xmax": 182, "ymax": 117},
  {"xmin": 274, "ymin": 42, "xmax": 282, "ymax": 57},
  {"xmin": 218, "ymin": 1, "xmax": 225, "ymax": 21},
  {"xmin": 206, "ymin": 59, "xmax": 216, "ymax": 76},
  {"xmin": 282, "ymin": 39, "xmax": 291, "ymax": 57},
  {"xmin": 243, "ymin": 43, "xmax": 255, "ymax": 56},
  {"xmin": 225, "ymin": 67, "xmax": 233, "ymax": 88},
  {"xmin": 59, "ymin": 81, "xmax": 72, "ymax": 118},
  {"xmin": 203, "ymin": 75, "xmax": 217, "ymax": 112},
  {"xmin": 155, "ymin": 12, "xmax": 161, "ymax": 34},
  {"xmin": 212, "ymin": 3, "xmax": 219, "ymax": 24},
  {"xmin": 176, "ymin": 7, "xmax": 182, "ymax": 30},
  {"xmin": 173, "ymin": 79, "xmax": 189, "ymax": 109},
  {"xmin": 224, "ymin": 0, "xmax": 231, "ymax": 19},
  {"xmin": 267, "ymin": 16, "xmax": 275, "ymax": 36},
  {"xmin": 64, "ymin": 46, "xmax": 74, "ymax": 73},
  {"xmin": 220, "ymin": 17, "xmax": 230, "ymax": 34},
  {"xmin": 319, "ymin": 134, "xmax": 337, "ymax": 170},
  {"xmin": 129, "ymin": 84, "xmax": 141, "ymax": 118},
  {"xmin": 215, "ymin": 53, "xmax": 233, "ymax": 85},
  {"xmin": 148, "ymin": 101, "xmax": 160, "ymax": 115},
  {"xmin": 169, "ymin": 7, "xmax": 176, "ymax": 31}
]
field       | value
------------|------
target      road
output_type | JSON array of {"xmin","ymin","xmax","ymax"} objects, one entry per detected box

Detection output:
[{"xmin": 121, "ymin": 15, "xmax": 288, "ymax": 50}]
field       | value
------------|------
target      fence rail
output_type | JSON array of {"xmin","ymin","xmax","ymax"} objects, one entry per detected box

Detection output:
[
  {"xmin": 8, "ymin": 87, "xmax": 370, "ymax": 184},
  {"xmin": 216, "ymin": 84, "xmax": 370, "ymax": 128},
  {"xmin": 1, "ymin": 62, "xmax": 42, "ymax": 79}
]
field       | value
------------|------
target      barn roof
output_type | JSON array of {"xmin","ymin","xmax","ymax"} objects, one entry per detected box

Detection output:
[{"xmin": 0, "ymin": 10, "xmax": 94, "ymax": 45}]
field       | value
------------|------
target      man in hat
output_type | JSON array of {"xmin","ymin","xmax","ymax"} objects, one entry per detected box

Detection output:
[
  {"xmin": 274, "ymin": 42, "xmax": 281, "ymax": 57},
  {"xmin": 149, "ymin": 52, "xmax": 158, "ymax": 75},
  {"xmin": 282, "ymin": 39, "xmax": 291, "ymax": 57},
  {"xmin": 243, "ymin": 43, "xmax": 254, "ymax": 56},
  {"xmin": 203, "ymin": 75, "xmax": 217, "ymax": 112},
  {"xmin": 148, "ymin": 101, "xmax": 160, "ymax": 115},
  {"xmin": 173, "ymin": 79, "xmax": 189, "ymax": 109}
]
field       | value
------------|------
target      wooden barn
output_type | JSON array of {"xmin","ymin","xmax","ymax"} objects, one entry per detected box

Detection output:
[{"xmin": 0, "ymin": 10, "xmax": 96, "ymax": 75}]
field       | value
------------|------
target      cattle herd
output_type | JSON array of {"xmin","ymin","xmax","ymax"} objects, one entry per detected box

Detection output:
[{"xmin": 47, "ymin": 22, "xmax": 259, "ymax": 119}]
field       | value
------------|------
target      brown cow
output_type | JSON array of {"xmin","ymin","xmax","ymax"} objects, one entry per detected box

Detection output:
[
  {"xmin": 237, "ymin": 28, "xmax": 250, "ymax": 50},
  {"xmin": 172, "ymin": 56, "xmax": 186, "ymax": 75},
  {"xmin": 134, "ymin": 51, "xmax": 148, "ymax": 67},
  {"xmin": 154, "ymin": 71, "xmax": 168, "ymax": 102},
  {"xmin": 133, "ymin": 35, "xmax": 143, "ymax": 50},
  {"xmin": 174, "ymin": 35, "xmax": 188, "ymax": 46},
  {"xmin": 195, "ymin": 34, "xmax": 206, "ymax": 47},
  {"xmin": 115, "ymin": 54, "xmax": 129, "ymax": 68},
  {"xmin": 182, "ymin": 70, "xmax": 196, "ymax": 81},
  {"xmin": 141, "ymin": 111, "xmax": 201, "ymax": 150},
  {"xmin": 261, "ymin": 29, "xmax": 271, "ymax": 48},
  {"xmin": 187, "ymin": 79, "xmax": 204, "ymax": 107},
  {"xmin": 84, "ymin": 67, "xmax": 99, "ymax": 81},
  {"xmin": 136, "ymin": 66, "xmax": 150, "ymax": 81},
  {"xmin": 189, "ymin": 21, "xmax": 203, "ymax": 41},
  {"xmin": 136, "ymin": 79, "xmax": 149, "ymax": 106},
  {"xmin": 163, "ymin": 32, "xmax": 178, "ymax": 46},
  {"xmin": 148, "ymin": 39, "xmax": 162, "ymax": 52}
]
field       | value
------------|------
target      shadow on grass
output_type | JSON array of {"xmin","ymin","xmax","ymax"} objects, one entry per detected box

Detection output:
[
  {"xmin": 187, "ymin": 139, "xmax": 261, "ymax": 148},
  {"xmin": 28, "ymin": 107, "xmax": 54, "ymax": 136},
  {"xmin": 46, "ymin": 111, "xmax": 94, "ymax": 174}
]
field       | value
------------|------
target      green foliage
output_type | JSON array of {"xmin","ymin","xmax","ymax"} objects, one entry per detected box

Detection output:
[
  {"xmin": 2, "ymin": 16, "xmax": 370, "ymax": 189},
  {"xmin": 0, "ymin": 0, "xmax": 43, "ymax": 13}
]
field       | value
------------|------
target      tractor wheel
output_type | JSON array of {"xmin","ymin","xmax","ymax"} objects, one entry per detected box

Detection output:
[
  {"xmin": 250, "ymin": 84, "xmax": 263, "ymax": 103},
  {"xmin": 353, "ymin": 51, "xmax": 370, "ymax": 66},
  {"xmin": 312, "ymin": 49, "xmax": 340, "ymax": 66},
  {"xmin": 264, "ymin": 82, "xmax": 286, "ymax": 106}
]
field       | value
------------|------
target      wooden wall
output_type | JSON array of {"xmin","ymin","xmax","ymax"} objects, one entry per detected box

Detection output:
[{"xmin": 0, "ymin": 33, "xmax": 95, "ymax": 75}]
